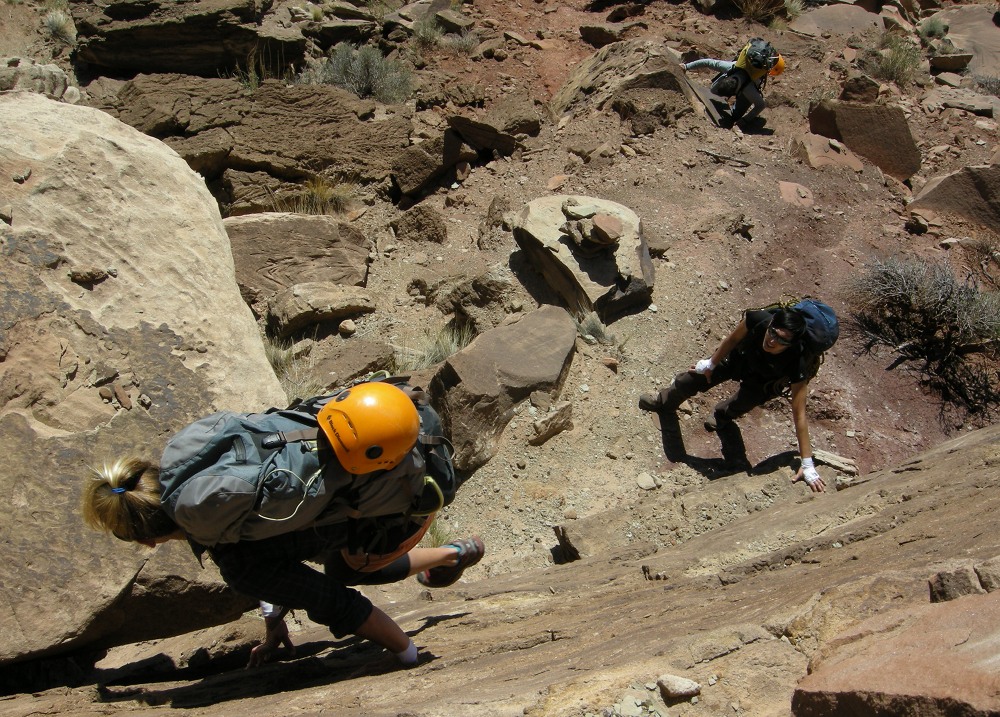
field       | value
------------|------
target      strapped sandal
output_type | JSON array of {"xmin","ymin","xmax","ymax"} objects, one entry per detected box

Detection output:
[{"xmin": 417, "ymin": 536, "xmax": 485, "ymax": 588}]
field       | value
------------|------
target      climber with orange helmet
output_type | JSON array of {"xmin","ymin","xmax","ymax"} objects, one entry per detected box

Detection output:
[
  {"xmin": 682, "ymin": 37, "xmax": 784, "ymax": 129},
  {"xmin": 81, "ymin": 379, "xmax": 484, "ymax": 669}
]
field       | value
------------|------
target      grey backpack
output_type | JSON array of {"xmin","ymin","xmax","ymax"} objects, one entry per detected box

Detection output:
[{"xmin": 159, "ymin": 376, "xmax": 455, "ymax": 552}]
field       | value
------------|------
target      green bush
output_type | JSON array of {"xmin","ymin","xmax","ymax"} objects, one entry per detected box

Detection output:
[
  {"xmin": 441, "ymin": 29, "xmax": 479, "ymax": 56},
  {"xmin": 411, "ymin": 13, "xmax": 444, "ymax": 49},
  {"xmin": 848, "ymin": 256, "xmax": 1000, "ymax": 418},
  {"xmin": 859, "ymin": 31, "xmax": 922, "ymax": 86},
  {"xmin": 298, "ymin": 43, "xmax": 413, "ymax": 103},
  {"xmin": 731, "ymin": 0, "xmax": 784, "ymax": 23},
  {"xmin": 917, "ymin": 17, "xmax": 947, "ymax": 41}
]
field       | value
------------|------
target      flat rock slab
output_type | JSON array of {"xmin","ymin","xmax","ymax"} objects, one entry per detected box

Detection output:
[{"xmin": 793, "ymin": 591, "xmax": 1000, "ymax": 716}]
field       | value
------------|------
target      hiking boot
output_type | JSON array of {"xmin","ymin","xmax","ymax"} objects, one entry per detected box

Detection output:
[
  {"xmin": 417, "ymin": 536, "xmax": 485, "ymax": 588},
  {"xmin": 638, "ymin": 393, "xmax": 663, "ymax": 412}
]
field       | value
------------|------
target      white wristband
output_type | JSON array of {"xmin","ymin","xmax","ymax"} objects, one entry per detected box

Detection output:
[
  {"xmin": 800, "ymin": 456, "xmax": 814, "ymax": 469},
  {"xmin": 695, "ymin": 358, "xmax": 715, "ymax": 374}
]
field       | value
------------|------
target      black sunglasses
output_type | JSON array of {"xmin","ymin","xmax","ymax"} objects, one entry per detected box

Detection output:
[{"xmin": 767, "ymin": 325, "xmax": 793, "ymax": 346}]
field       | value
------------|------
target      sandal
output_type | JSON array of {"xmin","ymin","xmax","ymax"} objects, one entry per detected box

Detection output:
[{"xmin": 417, "ymin": 536, "xmax": 485, "ymax": 588}]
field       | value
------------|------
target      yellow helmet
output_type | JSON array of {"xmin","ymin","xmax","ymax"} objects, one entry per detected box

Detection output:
[
  {"xmin": 769, "ymin": 54, "xmax": 785, "ymax": 76},
  {"xmin": 318, "ymin": 382, "xmax": 420, "ymax": 475}
]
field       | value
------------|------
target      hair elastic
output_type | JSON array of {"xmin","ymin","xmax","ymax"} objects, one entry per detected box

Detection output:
[{"xmin": 111, "ymin": 487, "xmax": 126, "ymax": 494}]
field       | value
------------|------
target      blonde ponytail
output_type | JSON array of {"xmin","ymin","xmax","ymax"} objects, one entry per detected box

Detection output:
[{"xmin": 81, "ymin": 457, "xmax": 176, "ymax": 542}]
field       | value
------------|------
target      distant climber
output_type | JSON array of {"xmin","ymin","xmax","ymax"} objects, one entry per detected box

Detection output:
[
  {"xmin": 683, "ymin": 38, "xmax": 785, "ymax": 129},
  {"xmin": 639, "ymin": 301, "xmax": 839, "ymax": 492}
]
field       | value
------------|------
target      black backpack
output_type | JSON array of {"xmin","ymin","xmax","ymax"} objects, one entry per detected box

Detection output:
[{"xmin": 743, "ymin": 37, "xmax": 776, "ymax": 70}]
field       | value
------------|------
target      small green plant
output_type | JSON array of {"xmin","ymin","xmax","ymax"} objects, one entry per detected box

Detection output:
[
  {"xmin": 973, "ymin": 74, "xmax": 1000, "ymax": 99},
  {"xmin": 859, "ymin": 31, "xmax": 921, "ymax": 86},
  {"xmin": 441, "ymin": 29, "xmax": 479, "ymax": 56},
  {"xmin": 228, "ymin": 46, "xmax": 290, "ymax": 93},
  {"xmin": 848, "ymin": 255, "xmax": 1000, "ymax": 419},
  {"xmin": 43, "ymin": 9, "xmax": 75, "ymax": 45},
  {"xmin": 264, "ymin": 335, "xmax": 328, "ymax": 403},
  {"xmin": 411, "ymin": 12, "xmax": 444, "ymax": 49},
  {"xmin": 574, "ymin": 311, "xmax": 616, "ymax": 345},
  {"xmin": 272, "ymin": 176, "xmax": 355, "ymax": 215},
  {"xmin": 391, "ymin": 322, "xmax": 475, "ymax": 372},
  {"xmin": 297, "ymin": 43, "xmax": 413, "ymax": 103},
  {"xmin": 310, "ymin": 4, "xmax": 324, "ymax": 21}
]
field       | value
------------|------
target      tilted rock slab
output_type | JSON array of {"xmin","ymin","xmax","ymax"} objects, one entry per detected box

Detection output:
[
  {"xmin": 225, "ymin": 212, "xmax": 371, "ymax": 307},
  {"xmin": 429, "ymin": 305, "xmax": 577, "ymax": 471},
  {"xmin": 0, "ymin": 92, "xmax": 284, "ymax": 667},
  {"xmin": 95, "ymin": 74, "xmax": 412, "ymax": 206},
  {"xmin": 512, "ymin": 195, "xmax": 654, "ymax": 321},
  {"xmin": 808, "ymin": 99, "xmax": 921, "ymax": 182},
  {"xmin": 910, "ymin": 164, "xmax": 1000, "ymax": 229},
  {"xmin": 267, "ymin": 282, "xmax": 376, "ymax": 338},
  {"xmin": 792, "ymin": 591, "xmax": 1000, "ymax": 716},
  {"xmin": 73, "ymin": 0, "xmax": 307, "ymax": 77}
]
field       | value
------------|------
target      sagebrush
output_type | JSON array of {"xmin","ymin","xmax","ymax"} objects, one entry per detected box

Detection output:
[
  {"xmin": 859, "ymin": 31, "xmax": 921, "ymax": 86},
  {"xmin": 848, "ymin": 256, "xmax": 1000, "ymax": 420},
  {"xmin": 392, "ymin": 322, "xmax": 475, "ymax": 372},
  {"xmin": 297, "ymin": 43, "xmax": 413, "ymax": 103}
]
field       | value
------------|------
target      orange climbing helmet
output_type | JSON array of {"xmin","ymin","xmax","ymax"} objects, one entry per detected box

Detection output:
[
  {"xmin": 318, "ymin": 382, "xmax": 420, "ymax": 475},
  {"xmin": 769, "ymin": 54, "xmax": 786, "ymax": 76}
]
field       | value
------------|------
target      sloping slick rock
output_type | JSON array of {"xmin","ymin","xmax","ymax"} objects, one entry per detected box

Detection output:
[
  {"xmin": 512, "ymin": 195, "xmax": 654, "ymax": 320},
  {"xmin": 910, "ymin": 164, "xmax": 1000, "ymax": 228},
  {"xmin": 808, "ymin": 99, "xmax": 921, "ymax": 181},
  {"xmin": 225, "ymin": 212, "xmax": 371, "ymax": 307},
  {"xmin": 788, "ymin": 4, "xmax": 881, "ymax": 38},
  {"xmin": 0, "ymin": 92, "xmax": 283, "ymax": 667},
  {"xmin": 430, "ymin": 305, "xmax": 577, "ymax": 471},
  {"xmin": 792, "ymin": 592, "xmax": 1000, "ymax": 716},
  {"xmin": 73, "ymin": 0, "xmax": 306, "ymax": 77}
]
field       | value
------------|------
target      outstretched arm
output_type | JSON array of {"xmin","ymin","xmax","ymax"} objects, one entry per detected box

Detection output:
[
  {"xmin": 790, "ymin": 381, "xmax": 825, "ymax": 492},
  {"xmin": 697, "ymin": 319, "xmax": 748, "ymax": 381}
]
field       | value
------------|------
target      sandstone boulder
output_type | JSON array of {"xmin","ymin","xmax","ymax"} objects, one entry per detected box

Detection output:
[
  {"xmin": 225, "ymin": 213, "xmax": 371, "ymax": 307},
  {"xmin": 0, "ymin": 92, "xmax": 283, "ymax": 667},
  {"xmin": 512, "ymin": 195, "xmax": 654, "ymax": 321},
  {"xmin": 793, "ymin": 592, "xmax": 1000, "ymax": 716},
  {"xmin": 924, "ymin": 5, "xmax": 1000, "ymax": 77},
  {"xmin": 790, "ymin": 132, "xmax": 864, "ymax": 173},
  {"xmin": 267, "ymin": 282, "xmax": 376, "ymax": 338},
  {"xmin": 550, "ymin": 39, "xmax": 695, "ymax": 119},
  {"xmin": 808, "ymin": 99, "xmax": 921, "ymax": 181},
  {"xmin": 910, "ymin": 164, "xmax": 1000, "ymax": 228},
  {"xmin": 96, "ymin": 75, "xmax": 412, "ymax": 211},
  {"xmin": 0, "ymin": 57, "xmax": 72, "ymax": 101},
  {"xmin": 788, "ymin": 4, "xmax": 881, "ymax": 38},
  {"xmin": 73, "ymin": 0, "xmax": 307, "ymax": 77},
  {"xmin": 430, "ymin": 305, "xmax": 577, "ymax": 471}
]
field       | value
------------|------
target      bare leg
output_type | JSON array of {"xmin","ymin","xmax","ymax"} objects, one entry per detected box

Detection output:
[
  {"xmin": 404, "ymin": 547, "xmax": 459, "ymax": 576},
  {"xmin": 355, "ymin": 606, "xmax": 411, "ymax": 654}
]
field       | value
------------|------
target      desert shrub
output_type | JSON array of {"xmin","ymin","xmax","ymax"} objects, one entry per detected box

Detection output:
[
  {"xmin": 272, "ymin": 176, "xmax": 355, "ymax": 215},
  {"xmin": 391, "ymin": 322, "xmax": 475, "ymax": 372},
  {"xmin": 731, "ymin": 0, "xmax": 783, "ymax": 23},
  {"xmin": 43, "ymin": 9, "xmax": 75, "ymax": 44},
  {"xmin": 298, "ymin": 43, "xmax": 413, "ymax": 103},
  {"xmin": 848, "ymin": 255, "xmax": 1000, "ymax": 419},
  {"xmin": 422, "ymin": 517, "xmax": 452, "ymax": 548},
  {"xmin": 782, "ymin": 0, "xmax": 805, "ymax": 20},
  {"xmin": 574, "ymin": 311, "xmax": 617, "ymax": 346},
  {"xmin": 973, "ymin": 74, "xmax": 1000, "ymax": 98},
  {"xmin": 917, "ymin": 17, "xmax": 947, "ymax": 41},
  {"xmin": 411, "ymin": 13, "xmax": 444, "ymax": 49},
  {"xmin": 441, "ymin": 29, "xmax": 479, "ymax": 56},
  {"xmin": 264, "ymin": 336, "xmax": 327, "ymax": 403},
  {"xmin": 859, "ymin": 31, "xmax": 921, "ymax": 87}
]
